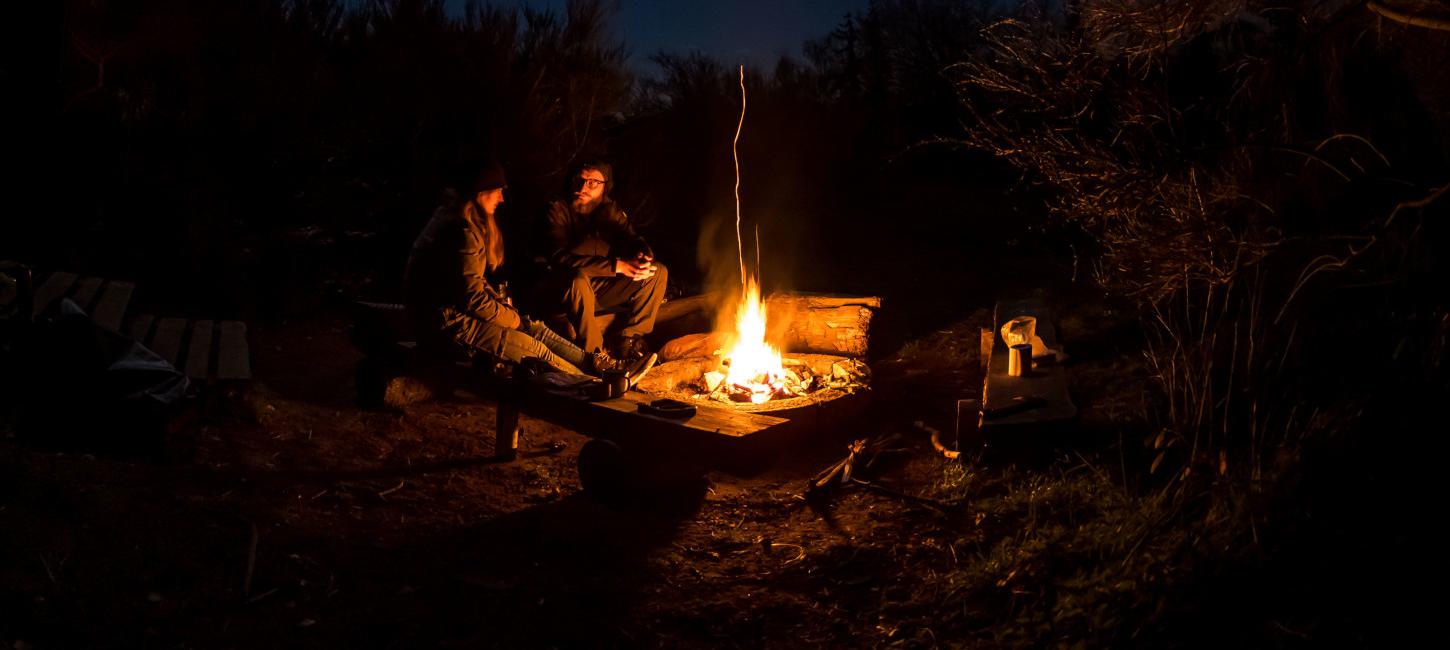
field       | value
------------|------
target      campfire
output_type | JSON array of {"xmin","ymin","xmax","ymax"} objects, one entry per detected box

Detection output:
[
  {"xmin": 703, "ymin": 279, "xmax": 869, "ymax": 406},
  {"xmin": 717, "ymin": 278, "xmax": 785, "ymax": 403},
  {"xmin": 637, "ymin": 291, "xmax": 873, "ymax": 412},
  {"xmin": 631, "ymin": 64, "xmax": 872, "ymax": 410}
]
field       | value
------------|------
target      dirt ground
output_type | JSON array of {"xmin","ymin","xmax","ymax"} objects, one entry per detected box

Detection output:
[{"xmin": 6, "ymin": 296, "xmax": 1086, "ymax": 648}]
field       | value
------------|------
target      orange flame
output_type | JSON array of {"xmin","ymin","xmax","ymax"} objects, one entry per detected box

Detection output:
[{"xmin": 724, "ymin": 278, "xmax": 785, "ymax": 403}]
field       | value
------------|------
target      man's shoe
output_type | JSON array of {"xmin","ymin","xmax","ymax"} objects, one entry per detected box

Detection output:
[
  {"xmin": 625, "ymin": 353, "xmax": 658, "ymax": 390},
  {"xmin": 588, "ymin": 350, "xmax": 629, "ymax": 376},
  {"xmin": 614, "ymin": 334, "xmax": 650, "ymax": 362}
]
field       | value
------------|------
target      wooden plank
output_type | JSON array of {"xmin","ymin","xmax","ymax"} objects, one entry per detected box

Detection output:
[
  {"xmin": 150, "ymin": 318, "xmax": 188, "ymax": 367},
  {"xmin": 69, "ymin": 277, "xmax": 104, "ymax": 313},
  {"xmin": 981, "ymin": 299, "xmax": 1077, "ymax": 435},
  {"xmin": 128, "ymin": 314, "xmax": 155, "ymax": 342},
  {"xmin": 31, "ymin": 271, "xmax": 78, "ymax": 316},
  {"xmin": 89, "ymin": 281, "xmax": 135, "ymax": 332},
  {"xmin": 216, "ymin": 321, "xmax": 252, "ymax": 380},
  {"xmin": 185, "ymin": 320, "xmax": 215, "ymax": 380},
  {"xmin": 520, "ymin": 384, "xmax": 789, "ymax": 442},
  {"xmin": 596, "ymin": 391, "xmax": 787, "ymax": 439}
]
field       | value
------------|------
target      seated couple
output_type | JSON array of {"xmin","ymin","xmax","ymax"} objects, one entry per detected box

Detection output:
[{"xmin": 402, "ymin": 159, "xmax": 665, "ymax": 385}]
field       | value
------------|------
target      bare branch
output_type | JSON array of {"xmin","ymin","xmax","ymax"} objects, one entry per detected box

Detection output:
[{"xmin": 1367, "ymin": 1, "xmax": 1450, "ymax": 31}]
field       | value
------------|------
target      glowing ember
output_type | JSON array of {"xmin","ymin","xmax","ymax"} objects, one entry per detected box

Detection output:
[{"xmin": 723, "ymin": 278, "xmax": 787, "ymax": 403}]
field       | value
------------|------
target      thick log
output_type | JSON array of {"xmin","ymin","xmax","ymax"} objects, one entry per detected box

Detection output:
[
  {"xmin": 767, "ymin": 295, "xmax": 877, "ymax": 358},
  {"xmin": 652, "ymin": 291, "xmax": 880, "ymax": 358},
  {"xmin": 657, "ymin": 291, "xmax": 881, "ymax": 323},
  {"xmin": 635, "ymin": 357, "xmax": 722, "ymax": 394},
  {"xmin": 656, "ymin": 292, "xmax": 722, "ymax": 324},
  {"xmin": 658, "ymin": 332, "xmax": 729, "ymax": 362}
]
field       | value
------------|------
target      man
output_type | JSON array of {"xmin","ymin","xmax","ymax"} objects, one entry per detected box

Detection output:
[
  {"xmin": 405, "ymin": 161, "xmax": 653, "ymax": 382},
  {"xmin": 543, "ymin": 159, "xmax": 667, "ymax": 360}
]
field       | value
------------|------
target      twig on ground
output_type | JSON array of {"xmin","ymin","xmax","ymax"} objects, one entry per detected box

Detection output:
[
  {"xmin": 848, "ymin": 478, "xmax": 953, "ymax": 514},
  {"xmin": 243, "ymin": 519, "xmax": 258, "ymax": 598},
  {"xmin": 39, "ymin": 554, "xmax": 57, "ymax": 586},
  {"xmin": 245, "ymin": 587, "xmax": 278, "ymax": 605},
  {"xmin": 378, "ymin": 480, "xmax": 406, "ymax": 499},
  {"xmin": 770, "ymin": 543, "xmax": 807, "ymax": 565},
  {"xmin": 916, "ymin": 420, "xmax": 960, "ymax": 460}
]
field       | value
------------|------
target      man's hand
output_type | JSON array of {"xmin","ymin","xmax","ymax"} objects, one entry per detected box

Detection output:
[{"xmin": 614, "ymin": 255, "xmax": 657, "ymax": 281}]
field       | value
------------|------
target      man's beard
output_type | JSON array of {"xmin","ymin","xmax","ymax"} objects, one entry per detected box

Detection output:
[{"xmin": 571, "ymin": 195, "xmax": 602, "ymax": 215}]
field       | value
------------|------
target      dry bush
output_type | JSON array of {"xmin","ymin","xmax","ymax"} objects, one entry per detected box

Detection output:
[{"xmin": 950, "ymin": 1, "xmax": 1450, "ymax": 487}]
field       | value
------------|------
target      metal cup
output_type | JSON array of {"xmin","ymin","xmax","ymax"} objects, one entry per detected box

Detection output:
[{"xmin": 1008, "ymin": 343, "xmax": 1032, "ymax": 377}]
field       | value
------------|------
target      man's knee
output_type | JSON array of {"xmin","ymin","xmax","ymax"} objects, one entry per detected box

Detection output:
[
  {"xmin": 644, "ymin": 261, "xmax": 668, "ymax": 300},
  {"xmin": 554, "ymin": 269, "xmax": 595, "ymax": 311}
]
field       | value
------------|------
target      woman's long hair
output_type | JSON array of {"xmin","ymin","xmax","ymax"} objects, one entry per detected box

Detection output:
[{"xmin": 443, "ymin": 187, "xmax": 506, "ymax": 272}]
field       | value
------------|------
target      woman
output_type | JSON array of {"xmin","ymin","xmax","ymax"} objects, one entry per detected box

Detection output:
[{"xmin": 403, "ymin": 161, "xmax": 653, "ymax": 380}]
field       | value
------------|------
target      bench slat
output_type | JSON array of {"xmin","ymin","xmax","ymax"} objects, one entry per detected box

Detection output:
[
  {"xmin": 185, "ymin": 320, "xmax": 215, "ymax": 380},
  {"xmin": 69, "ymin": 277, "xmax": 104, "ymax": 313},
  {"xmin": 90, "ymin": 281, "xmax": 135, "ymax": 332},
  {"xmin": 150, "ymin": 318, "xmax": 188, "ymax": 367},
  {"xmin": 31, "ymin": 272, "xmax": 78, "ymax": 317},
  {"xmin": 129, "ymin": 314, "xmax": 155, "ymax": 342},
  {"xmin": 216, "ymin": 321, "xmax": 251, "ymax": 380}
]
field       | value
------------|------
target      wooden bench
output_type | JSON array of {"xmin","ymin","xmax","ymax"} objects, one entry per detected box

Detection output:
[
  {"xmin": 25, "ymin": 270, "xmax": 251, "ymax": 383},
  {"xmin": 29, "ymin": 270, "xmax": 137, "ymax": 333},
  {"xmin": 965, "ymin": 297, "xmax": 1077, "ymax": 452},
  {"xmin": 351, "ymin": 299, "xmax": 843, "ymax": 499},
  {"xmin": 127, "ymin": 315, "xmax": 251, "ymax": 383}
]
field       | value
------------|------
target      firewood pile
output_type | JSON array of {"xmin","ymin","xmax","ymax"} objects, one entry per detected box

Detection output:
[{"xmin": 704, "ymin": 356, "xmax": 870, "ymax": 404}]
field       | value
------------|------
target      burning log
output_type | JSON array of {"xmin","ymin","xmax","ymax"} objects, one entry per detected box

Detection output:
[
  {"xmin": 653, "ymin": 292, "xmax": 880, "ymax": 358},
  {"xmin": 637, "ymin": 353, "xmax": 868, "ymax": 411}
]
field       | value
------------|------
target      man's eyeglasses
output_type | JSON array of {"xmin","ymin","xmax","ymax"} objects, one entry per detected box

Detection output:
[{"xmin": 575, "ymin": 177, "xmax": 606, "ymax": 189}]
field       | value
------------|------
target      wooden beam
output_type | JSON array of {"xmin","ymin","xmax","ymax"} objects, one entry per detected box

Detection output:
[
  {"xmin": 90, "ymin": 280, "xmax": 135, "ymax": 332},
  {"xmin": 150, "ymin": 318, "xmax": 188, "ymax": 367},
  {"xmin": 216, "ymin": 321, "xmax": 252, "ymax": 380},
  {"xmin": 185, "ymin": 320, "xmax": 215, "ymax": 380},
  {"xmin": 69, "ymin": 277, "xmax": 103, "ymax": 313},
  {"xmin": 128, "ymin": 313, "xmax": 155, "ymax": 342},
  {"xmin": 31, "ymin": 272, "xmax": 78, "ymax": 317}
]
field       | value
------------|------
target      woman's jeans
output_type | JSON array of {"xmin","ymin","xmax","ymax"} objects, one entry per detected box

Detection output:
[{"xmin": 425, "ymin": 308, "xmax": 591, "ymax": 375}]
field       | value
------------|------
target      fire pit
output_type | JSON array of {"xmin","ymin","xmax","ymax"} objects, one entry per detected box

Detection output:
[
  {"xmin": 638, "ymin": 289, "xmax": 879, "ymax": 422},
  {"xmin": 637, "ymin": 352, "xmax": 870, "ymax": 416}
]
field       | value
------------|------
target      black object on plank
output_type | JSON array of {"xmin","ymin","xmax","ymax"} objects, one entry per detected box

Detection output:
[{"xmin": 637, "ymin": 398, "xmax": 697, "ymax": 419}]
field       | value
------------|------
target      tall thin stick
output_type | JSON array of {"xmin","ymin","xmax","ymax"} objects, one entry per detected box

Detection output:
[{"xmin": 733, "ymin": 65, "xmax": 747, "ymax": 288}]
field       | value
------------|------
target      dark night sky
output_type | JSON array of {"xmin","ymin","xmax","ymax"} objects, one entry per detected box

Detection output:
[{"xmin": 446, "ymin": 0, "xmax": 869, "ymax": 73}]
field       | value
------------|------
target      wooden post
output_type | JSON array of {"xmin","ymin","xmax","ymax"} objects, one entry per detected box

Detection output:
[
  {"xmin": 495, "ymin": 372, "xmax": 523, "ymax": 460},
  {"xmin": 496, "ymin": 402, "xmax": 520, "ymax": 460}
]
